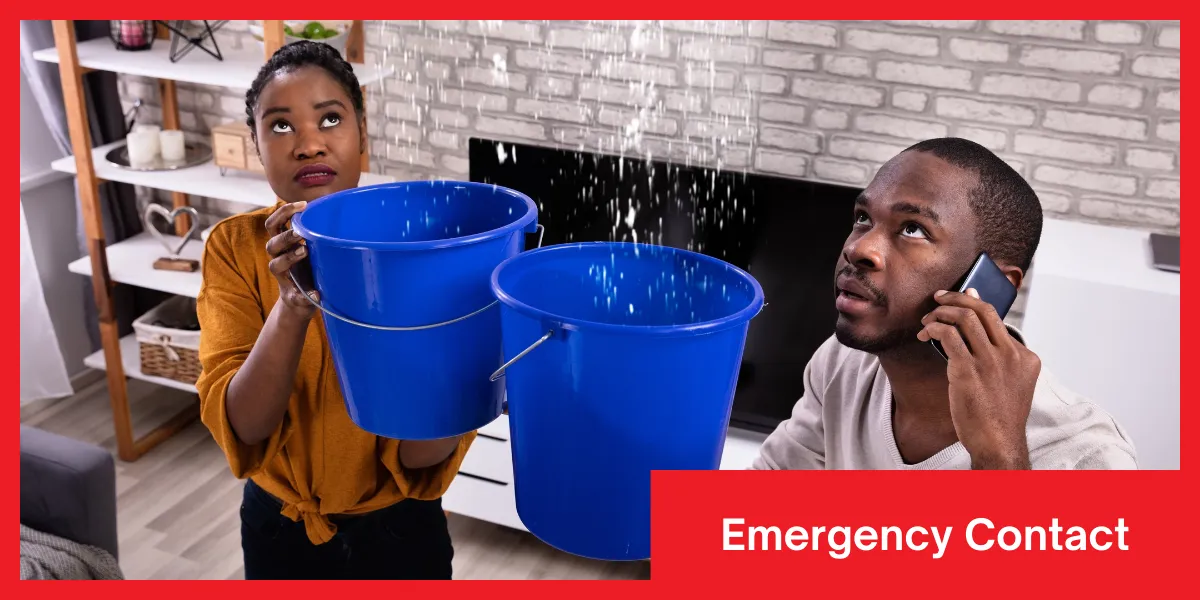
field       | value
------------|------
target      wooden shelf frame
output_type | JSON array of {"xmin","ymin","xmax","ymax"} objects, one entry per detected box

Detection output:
[{"xmin": 49, "ymin": 20, "xmax": 371, "ymax": 461}]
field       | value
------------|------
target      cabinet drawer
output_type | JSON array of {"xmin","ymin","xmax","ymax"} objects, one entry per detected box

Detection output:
[
  {"xmin": 243, "ymin": 137, "xmax": 265, "ymax": 173},
  {"xmin": 212, "ymin": 133, "xmax": 246, "ymax": 169},
  {"xmin": 460, "ymin": 434, "xmax": 513, "ymax": 484}
]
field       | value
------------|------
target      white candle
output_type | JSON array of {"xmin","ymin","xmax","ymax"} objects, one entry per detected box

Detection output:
[
  {"xmin": 160, "ymin": 130, "xmax": 186, "ymax": 162},
  {"xmin": 134, "ymin": 124, "xmax": 161, "ymax": 157},
  {"xmin": 126, "ymin": 131, "xmax": 157, "ymax": 165}
]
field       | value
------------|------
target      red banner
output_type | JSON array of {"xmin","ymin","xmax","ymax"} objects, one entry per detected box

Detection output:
[{"xmin": 653, "ymin": 470, "xmax": 1193, "ymax": 595}]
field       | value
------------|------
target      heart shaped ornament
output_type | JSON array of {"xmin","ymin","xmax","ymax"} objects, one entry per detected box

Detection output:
[{"xmin": 144, "ymin": 204, "xmax": 201, "ymax": 257}]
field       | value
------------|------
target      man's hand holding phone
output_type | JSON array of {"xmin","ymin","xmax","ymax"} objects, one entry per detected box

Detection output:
[{"xmin": 917, "ymin": 288, "xmax": 1041, "ymax": 470}]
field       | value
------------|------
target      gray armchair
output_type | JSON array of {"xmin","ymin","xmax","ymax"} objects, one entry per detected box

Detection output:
[{"xmin": 19, "ymin": 425, "xmax": 119, "ymax": 559}]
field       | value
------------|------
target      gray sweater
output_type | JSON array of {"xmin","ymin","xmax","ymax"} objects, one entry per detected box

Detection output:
[{"xmin": 750, "ymin": 329, "xmax": 1138, "ymax": 470}]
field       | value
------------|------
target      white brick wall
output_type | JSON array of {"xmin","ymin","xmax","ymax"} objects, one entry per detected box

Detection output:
[
  {"xmin": 763, "ymin": 49, "xmax": 817, "ymax": 71},
  {"xmin": 824, "ymin": 55, "xmax": 872, "ymax": 78},
  {"xmin": 1095, "ymin": 22, "xmax": 1145, "ymax": 45},
  {"xmin": 760, "ymin": 126, "xmax": 821, "ymax": 152},
  {"xmin": 949, "ymin": 38, "xmax": 1010, "ymax": 63},
  {"xmin": 845, "ymin": 29, "xmax": 939, "ymax": 57},
  {"xmin": 1018, "ymin": 47, "xmax": 1122, "ymax": 75},
  {"xmin": 759, "ymin": 100, "xmax": 806, "ymax": 124},
  {"xmin": 891, "ymin": 90, "xmax": 929, "ymax": 112},
  {"xmin": 828, "ymin": 135, "xmax": 908, "ymax": 162},
  {"xmin": 980, "ymin": 74, "xmax": 1081, "ymax": 103},
  {"xmin": 1014, "ymin": 133, "xmax": 1117, "ymax": 165},
  {"xmin": 877, "ymin": 61, "xmax": 974, "ymax": 91},
  {"xmin": 1156, "ymin": 88, "xmax": 1180, "ymax": 111},
  {"xmin": 935, "ymin": 96, "xmax": 1037, "ymax": 125},
  {"xmin": 122, "ymin": 20, "xmax": 1180, "ymax": 236},
  {"xmin": 1043, "ymin": 109, "xmax": 1149, "ymax": 140},
  {"xmin": 792, "ymin": 77, "xmax": 885, "ymax": 106},
  {"xmin": 987, "ymin": 20, "xmax": 1086, "ymax": 41},
  {"xmin": 812, "ymin": 107, "xmax": 850, "ymax": 130},
  {"xmin": 957, "ymin": 126, "xmax": 1007, "ymax": 151},
  {"xmin": 1088, "ymin": 84, "xmax": 1145, "ymax": 109}
]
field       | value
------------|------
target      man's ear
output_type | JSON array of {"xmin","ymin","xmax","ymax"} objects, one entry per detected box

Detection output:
[{"xmin": 1001, "ymin": 264, "xmax": 1025, "ymax": 292}]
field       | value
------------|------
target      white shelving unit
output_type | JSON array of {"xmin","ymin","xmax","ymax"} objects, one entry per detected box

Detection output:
[
  {"xmin": 51, "ymin": 140, "xmax": 394, "ymax": 209},
  {"xmin": 67, "ymin": 232, "xmax": 204, "ymax": 298},
  {"xmin": 43, "ymin": 21, "xmax": 392, "ymax": 461},
  {"xmin": 83, "ymin": 334, "xmax": 198, "ymax": 394},
  {"xmin": 32, "ymin": 37, "xmax": 391, "ymax": 90}
]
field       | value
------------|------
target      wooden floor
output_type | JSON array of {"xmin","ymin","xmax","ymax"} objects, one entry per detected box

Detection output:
[{"xmin": 21, "ymin": 378, "xmax": 651, "ymax": 580}]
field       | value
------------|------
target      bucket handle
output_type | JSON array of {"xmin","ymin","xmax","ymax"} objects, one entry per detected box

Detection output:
[
  {"xmin": 289, "ymin": 223, "xmax": 545, "ymax": 332},
  {"xmin": 490, "ymin": 302, "xmax": 771, "ymax": 382},
  {"xmin": 489, "ymin": 329, "xmax": 554, "ymax": 382}
]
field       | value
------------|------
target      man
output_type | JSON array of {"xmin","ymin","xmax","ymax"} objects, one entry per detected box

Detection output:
[{"xmin": 751, "ymin": 138, "xmax": 1137, "ymax": 470}]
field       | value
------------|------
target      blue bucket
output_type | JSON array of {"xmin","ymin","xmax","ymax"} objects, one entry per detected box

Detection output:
[
  {"xmin": 291, "ymin": 180, "xmax": 540, "ymax": 440},
  {"xmin": 490, "ymin": 242, "xmax": 765, "ymax": 561}
]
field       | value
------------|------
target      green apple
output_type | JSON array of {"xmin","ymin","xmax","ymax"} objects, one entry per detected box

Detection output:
[{"xmin": 304, "ymin": 22, "xmax": 326, "ymax": 39}]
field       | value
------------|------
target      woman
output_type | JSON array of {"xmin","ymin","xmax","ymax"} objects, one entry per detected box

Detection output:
[{"xmin": 195, "ymin": 41, "xmax": 474, "ymax": 580}]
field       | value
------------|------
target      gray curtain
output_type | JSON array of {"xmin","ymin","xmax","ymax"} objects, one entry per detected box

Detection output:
[{"xmin": 20, "ymin": 20, "xmax": 166, "ymax": 352}]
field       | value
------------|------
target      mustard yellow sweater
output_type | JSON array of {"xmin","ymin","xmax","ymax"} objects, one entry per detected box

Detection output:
[{"xmin": 195, "ymin": 203, "xmax": 475, "ymax": 546}]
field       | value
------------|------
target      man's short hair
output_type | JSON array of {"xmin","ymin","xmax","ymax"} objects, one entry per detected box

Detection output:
[{"xmin": 903, "ymin": 138, "xmax": 1043, "ymax": 273}]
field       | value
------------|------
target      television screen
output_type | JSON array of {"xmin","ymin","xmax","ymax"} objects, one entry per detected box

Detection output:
[{"xmin": 469, "ymin": 138, "xmax": 861, "ymax": 433}]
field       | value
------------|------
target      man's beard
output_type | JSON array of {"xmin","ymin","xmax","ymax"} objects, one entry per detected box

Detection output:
[
  {"xmin": 834, "ymin": 318, "xmax": 926, "ymax": 355},
  {"xmin": 832, "ymin": 264, "xmax": 921, "ymax": 354}
]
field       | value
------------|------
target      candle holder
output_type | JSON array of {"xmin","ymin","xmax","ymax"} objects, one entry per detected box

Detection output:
[
  {"xmin": 109, "ymin": 21, "xmax": 157, "ymax": 52},
  {"xmin": 107, "ymin": 132, "xmax": 213, "ymax": 172}
]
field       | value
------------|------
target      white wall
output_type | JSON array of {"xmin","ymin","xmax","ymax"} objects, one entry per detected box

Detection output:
[
  {"xmin": 124, "ymin": 20, "xmax": 1180, "ymax": 235},
  {"xmin": 21, "ymin": 67, "xmax": 92, "ymax": 379}
]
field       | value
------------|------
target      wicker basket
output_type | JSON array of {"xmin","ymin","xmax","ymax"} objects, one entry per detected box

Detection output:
[{"xmin": 133, "ymin": 296, "xmax": 202, "ymax": 385}]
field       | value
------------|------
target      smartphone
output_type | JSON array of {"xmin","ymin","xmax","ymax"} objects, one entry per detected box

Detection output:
[{"xmin": 931, "ymin": 252, "xmax": 1018, "ymax": 360}]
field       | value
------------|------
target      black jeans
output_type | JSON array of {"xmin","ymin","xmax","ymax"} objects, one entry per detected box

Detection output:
[{"xmin": 240, "ymin": 479, "xmax": 454, "ymax": 580}]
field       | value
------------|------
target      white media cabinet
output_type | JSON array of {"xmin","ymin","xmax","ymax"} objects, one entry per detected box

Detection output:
[{"xmin": 1020, "ymin": 218, "xmax": 1180, "ymax": 469}]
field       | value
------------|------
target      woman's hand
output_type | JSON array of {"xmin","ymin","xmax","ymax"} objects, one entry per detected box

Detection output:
[{"xmin": 264, "ymin": 201, "xmax": 317, "ymax": 322}]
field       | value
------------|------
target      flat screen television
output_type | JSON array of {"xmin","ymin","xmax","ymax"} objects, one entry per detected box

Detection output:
[{"xmin": 469, "ymin": 138, "xmax": 862, "ymax": 434}]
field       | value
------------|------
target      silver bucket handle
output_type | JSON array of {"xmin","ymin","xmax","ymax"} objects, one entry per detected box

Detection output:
[
  {"xmin": 489, "ymin": 329, "xmax": 554, "ymax": 382},
  {"xmin": 290, "ymin": 223, "xmax": 544, "ymax": 332}
]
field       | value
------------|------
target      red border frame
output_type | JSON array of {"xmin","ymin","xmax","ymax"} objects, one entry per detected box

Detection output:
[{"xmin": 11, "ymin": 10, "xmax": 1189, "ymax": 594}]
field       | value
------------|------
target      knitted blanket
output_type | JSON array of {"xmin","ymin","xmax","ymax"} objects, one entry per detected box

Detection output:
[{"xmin": 20, "ymin": 524, "xmax": 124, "ymax": 580}]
